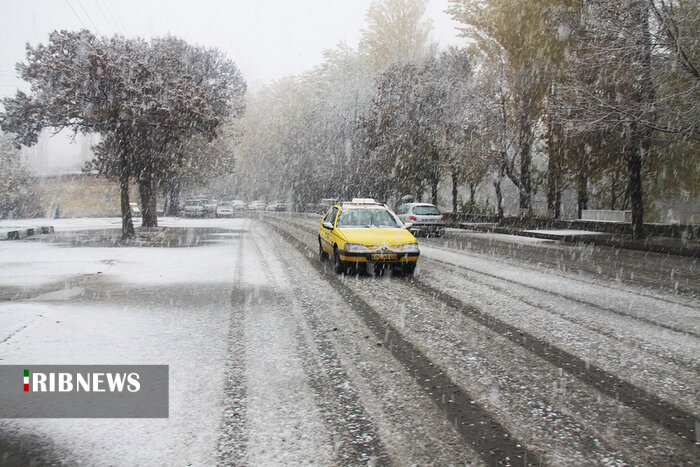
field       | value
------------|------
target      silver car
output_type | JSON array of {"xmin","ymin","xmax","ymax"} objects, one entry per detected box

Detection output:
[
  {"xmin": 395, "ymin": 203, "xmax": 446, "ymax": 237},
  {"xmin": 216, "ymin": 202, "xmax": 235, "ymax": 218},
  {"xmin": 184, "ymin": 199, "xmax": 206, "ymax": 217}
]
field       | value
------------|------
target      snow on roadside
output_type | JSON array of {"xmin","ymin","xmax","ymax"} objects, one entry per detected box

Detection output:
[
  {"xmin": 0, "ymin": 217, "xmax": 122, "ymax": 232},
  {"xmin": 0, "ymin": 219, "xmax": 245, "ymax": 465},
  {"xmin": 0, "ymin": 215, "xmax": 248, "ymax": 233},
  {"xmin": 523, "ymin": 229, "xmax": 605, "ymax": 236},
  {"xmin": 445, "ymin": 229, "xmax": 558, "ymax": 245}
]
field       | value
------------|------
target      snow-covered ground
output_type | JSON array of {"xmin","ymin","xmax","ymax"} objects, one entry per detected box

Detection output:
[
  {"xmin": 1, "ymin": 216, "xmax": 698, "ymax": 465},
  {"xmin": 522, "ymin": 229, "xmax": 606, "ymax": 236},
  {"xmin": 446, "ymin": 228, "xmax": 557, "ymax": 245},
  {"xmin": 0, "ymin": 217, "xmax": 243, "ymax": 465}
]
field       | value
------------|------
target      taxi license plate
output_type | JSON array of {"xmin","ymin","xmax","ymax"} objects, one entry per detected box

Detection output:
[{"xmin": 371, "ymin": 253, "xmax": 397, "ymax": 261}]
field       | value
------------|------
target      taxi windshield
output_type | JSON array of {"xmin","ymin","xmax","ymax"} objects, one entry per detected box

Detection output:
[{"xmin": 336, "ymin": 209, "xmax": 401, "ymax": 228}]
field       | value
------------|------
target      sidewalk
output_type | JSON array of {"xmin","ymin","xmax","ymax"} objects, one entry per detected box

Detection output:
[{"xmin": 457, "ymin": 223, "xmax": 700, "ymax": 258}]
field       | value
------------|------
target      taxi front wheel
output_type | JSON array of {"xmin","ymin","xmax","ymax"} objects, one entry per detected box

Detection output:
[
  {"xmin": 333, "ymin": 247, "xmax": 345, "ymax": 274},
  {"xmin": 403, "ymin": 262, "xmax": 417, "ymax": 276},
  {"xmin": 319, "ymin": 239, "xmax": 328, "ymax": 262}
]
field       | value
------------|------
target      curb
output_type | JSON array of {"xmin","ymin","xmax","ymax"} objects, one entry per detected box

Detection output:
[{"xmin": 1, "ymin": 226, "xmax": 55, "ymax": 241}]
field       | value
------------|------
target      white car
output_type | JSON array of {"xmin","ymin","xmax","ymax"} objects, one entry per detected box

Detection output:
[
  {"xmin": 231, "ymin": 200, "xmax": 247, "ymax": 212},
  {"xmin": 267, "ymin": 200, "xmax": 290, "ymax": 212},
  {"xmin": 216, "ymin": 202, "xmax": 235, "ymax": 217},
  {"xmin": 129, "ymin": 202, "xmax": 140, "ymax": 216},
  {"xmin": 184, "ymin": 199, "xmax": 206, "ymax": 217},
  {"xmin": 248, "ymin": 200, "xmax": 266, "ymax": 211},
  {"xmin": 204, "ymin": 199, "xmax": 218, "ymax": 216},
  {"xmin": 395, "ymin": 202, "xmax": 446, "ymax": 237}
]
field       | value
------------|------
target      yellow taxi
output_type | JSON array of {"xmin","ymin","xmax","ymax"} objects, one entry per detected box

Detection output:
[{"xmin": 318, "ymin": 199, "xmax": 419, "ymax": 275}]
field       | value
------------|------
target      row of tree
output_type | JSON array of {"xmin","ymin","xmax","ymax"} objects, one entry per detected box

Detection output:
[
  {"xmin": 1, "ymin": 31, "xmax": 246, "ymax": 238},
  {"xmin": 1, "ymin": 0, "xmax": 696, "ymax": 239},
  {"xmin": 234, "ymin": 0, "xmax": 698, "ymax": 238}
]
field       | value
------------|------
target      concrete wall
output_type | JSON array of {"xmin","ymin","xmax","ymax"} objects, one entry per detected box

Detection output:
[{"xmin": 33, "ymin": 174, "xmax": 139, "ymax": 218}]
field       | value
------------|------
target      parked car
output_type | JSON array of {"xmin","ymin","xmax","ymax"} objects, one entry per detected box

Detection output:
[
  {"xmin": 216, "ymin": 202, "xmax": 235, "ymax": 218},
  {"xmin": 203, "ymin": 199, "xmax": 218, "ymax": 216},
  {"xmin": 395, "ymin": 202, "xmax": 446, "ymax": 237},
  {"xmin": 268, "ymin": 200, "xmax": 290, "ymax": 212},
  {"xmin": 184, "ymin": 199, "xmax": 206, "ymax": 217},
  {"xmin": 231, "ymin": 200, "xmax": 247, "ymax": 212},
  {"xmin": 318, "ymin": 198, "xmax": 419, "ymax": 275},
  {"xmin": 129, "ymin": 202, "xmax": 140, "ymax": 216},
  {"xmin": 318, "ymin": 197, "xmax": 338, "ymax": 214},
  {"xmin": 248, "ymin": 200, "xmax": 266, "ymax": 211}
]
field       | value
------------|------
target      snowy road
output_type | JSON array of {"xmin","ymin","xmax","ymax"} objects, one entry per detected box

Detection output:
[{"xmin": 0, "ymin": 216, "xmax": 698, "ymax": 465}]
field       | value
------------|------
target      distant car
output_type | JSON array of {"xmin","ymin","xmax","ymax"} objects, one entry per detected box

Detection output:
[
  {"xmin": 318, "ymin": 198, "xmax": 419, "ymax": 275},
  {"xmin": 318, "ymin": 197, "xmax": 338, "ymax": 214},
  {"xmin": 269, "ymin": 200, "xmax": 290, "ymax": 212},
  {"xmin": 129, "ymin": 202, "xmax": 140, "ymax": 216},
  {"xmin": 395, "ymin": 202, "xmax": 446, "ymax": 237},
  {"xmin": 184, "ymin": 199, "xmax": 206, "ymax": 217},
  {"xmin": 231, "ymin": 200, "xmax": 247, "ymax": 212},
  {"xmin": 248, "ymin": 200, "xmax": 266, "ymax": 211},
  {"xmin": 216, "ymin": 202, "xmax": 235, "ymax": 218},
  {"xmin": 203, "ymin": 199, "xmax": 218, "ymax": 216}
]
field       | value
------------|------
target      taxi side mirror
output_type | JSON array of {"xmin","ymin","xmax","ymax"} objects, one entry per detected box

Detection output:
[{"xmin": 322, "ymin": 221, "xmax": 334, "ymax": 230}]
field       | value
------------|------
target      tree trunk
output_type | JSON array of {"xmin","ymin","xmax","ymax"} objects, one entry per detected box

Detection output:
[
  {"xmin": 518, "ymin": 114, "xmax": 533, "ymax": 214},
  {"xmin": 431, "ymin": 148, "xmax": 440, "ymax": 206},
  {"xmin": 168, "ymin": 184, "xmax": 180, "ymax": 216},
  {"xmin": 610, "ymin": 170, "xmax": 619, "ymax": 210},
  {"xmin": 577, "ymin": 172, "xmax": 588, "ymax": 220},
  {"xmin": 625, "ymin": 127, "xmax": 645, "ymax": 239},
  {"xmin": 494, "ymin": 161, "xmax": 505, "ymax": 219},
  {"xmin": 451, "ymin": 168, "xmax": 459, "ymax": 213},
  {"xmin": 546, "ymin": 154, "xmax": 561, "ymax": 218},
  {"xmin": 468, "ymin": 184, "xmax": 477, "ymax": 214},
  {"xmin": 163, "ymin": 181, "xmax": 180, "ymax": 216},
  {"xmin": 494, "ymin": 180, "xmax": 503, "ymax": 219},
  {"xmin": 138, "ymin": 169, "xmax": 158, "ymax": 228},
  {"xmin": 119, "ymin": 161, "xmax": 135, "ymax": 240}
]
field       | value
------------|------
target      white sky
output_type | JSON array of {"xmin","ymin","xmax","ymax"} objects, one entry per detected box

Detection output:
[{"xmin": 0, "ymin": 0, "xmax": 465, "ymax": 97}]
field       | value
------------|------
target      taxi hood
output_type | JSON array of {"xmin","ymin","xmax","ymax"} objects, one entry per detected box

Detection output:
[{"xmin": 337, "ymin": 227, "xmax": 416, "ymax": 246}]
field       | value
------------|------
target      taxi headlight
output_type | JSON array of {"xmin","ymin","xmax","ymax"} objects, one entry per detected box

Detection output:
[
  {"xmin": 344, "ymin": 243, "xmax": 369, "ymax": 253},
  {"xmin": 402, "ymin": 243, "xmax": 419, "ymax": 253}
]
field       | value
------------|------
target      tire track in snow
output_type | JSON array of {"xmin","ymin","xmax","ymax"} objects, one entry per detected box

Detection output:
[
  {"xmin": 407, "ymin": 277, "xmax": 700, "ymax": 448},
  {"xmin": 422, "ymin": 248, "xmax": 699, "ymax": 337},
  {"xmin": 265, "ymin": 225, "xmax": 482, "ymax": 464},
  {"xmin": 217, "ymin": 226, "xmax": 248, "ymax": 465},
  {"xmin": 420, "ymin": 256, "xmax": 699, "ymax": 372},
  {"xmin": 270, "ymin": 216, "xmax": 700, "ymax": 457},
  {"xmin": 267, "ymin": 220, "xmax": 540, "ymax": 465},
  {"xmin": 246, "ymin": 225, "xmax": 389, "ymax": 465}
]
